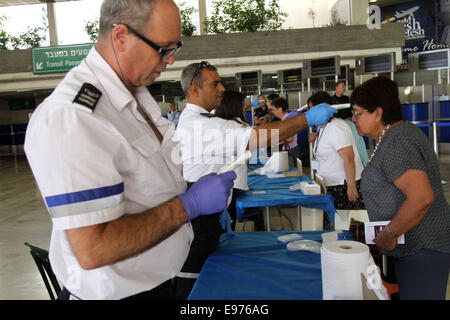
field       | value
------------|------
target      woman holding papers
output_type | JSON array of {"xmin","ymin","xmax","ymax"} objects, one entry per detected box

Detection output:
[{"xmin": 351, "ymin": 76, "xmax": 450, "ymax": 300}]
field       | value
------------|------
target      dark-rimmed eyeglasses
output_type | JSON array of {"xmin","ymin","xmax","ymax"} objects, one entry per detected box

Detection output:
[
  {"xmin": 112, "ymin": 23, "xmax": 182, "ymax": 60},
  {"xmin": 190, "ymin": 61, "xmax": 211, "ymax": 87}
]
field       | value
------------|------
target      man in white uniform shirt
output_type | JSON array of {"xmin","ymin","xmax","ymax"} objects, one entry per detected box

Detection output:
[
  {"xmin": 173, "ymin": 61, "xmax": 339, "ymax": 298},
  {"xmin": 24, "ymin": 0, "xmax": 236, "ymax": 300}
]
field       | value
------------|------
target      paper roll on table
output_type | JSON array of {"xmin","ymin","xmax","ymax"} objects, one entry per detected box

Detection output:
[
  {"xmin": 248, "ymin": 151, "xmax": 289, "ymax": 175},
  {"xmin": 321, "ymin": 240, "xmax": 370, "ymax": 300},
  {"xmin": 264, "ymin": 151, "xmax": 289, "ymax": 172}
]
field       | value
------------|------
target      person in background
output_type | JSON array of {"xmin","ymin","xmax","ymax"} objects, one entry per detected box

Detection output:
[
  {"xmin": 308, "ymin": 91, "xmax": 365, "ymax": 214},
  {"xmin": 215, "ymin": 90, "xmax": 265, "ymax": 231},
  {"xmin": 333, "ymin": 106, "xmax": 369, "ymax": 167},
  {"xmin": 173, "ymin": 60, "xmax": 337, "ymax": 298},
  {"xmin": 266, "ymin": 93, "xmax": 280, "ymax": 112},
  {"xmin": 351, "ymin": 76, "xmax": 450, "ymax": 300},
  {"xmin": 271, "ymin": 97, "xmax": 300, "ymax": 167},
  {"xmin": 333, "ymin": 81, "xmax": 350, "ymax": 104},
  {"xmin": 252, "ymin": 95, "xmax": 270, "ymax": 125},
  {"xmin": 167, "ymin": 102, "xmax": 181, "ymax": 126},
  {"xmin": 23, "ymin": 0, "xmax": 237, "ymax": 300}
]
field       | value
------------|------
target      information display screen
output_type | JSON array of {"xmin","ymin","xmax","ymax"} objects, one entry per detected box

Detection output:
[
  {"xmin": 418, "ymin": 49, "xmax": 449, "ymax": 70},
  {"xmin": 236, "ymin": 71, "xmax": 262, "ymax": 87},
  {"xmin": 303, "ymin": 56, "xmax": 340, "ymax": 79},
  {"xmin": 311, "ymin": 58, "xmax": 338, "ymax": 77},
  {"xmin": 281, "ymin": 68, "xmax": 302, "ymax": 84},
  {"xmin": 241, "ymin": 71, "xmax": 259, "ymax": 86},
  {"xmin": 326, "ymin": 65, "xmax": 348, "ymax": 81},
  {"xmin": 364, "ymin": 53, "xmax": 395, "ymax": 73}
]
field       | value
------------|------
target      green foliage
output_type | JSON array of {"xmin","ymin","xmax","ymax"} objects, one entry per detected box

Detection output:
[
  {"xmin": 85, "ymin": 18, "xmax": 99, "ymax": 43},
  {"xmin": 83, "ymin": 1, "xmax": 197, "ymax": 41},
  {"xmin": 0, "ymin": 9, "xmax": 48, "ymax": 50},
  {"xmin": 178, "ymin": 1, "xmax": 197, "ymax": 37},
  {"xmin": 204, "ymin": 0, "xmax": 287, "ymax": 34},
  {"xmin": 9, "ymin": 26, "xmax": 47, "ymax": 49},
  {"xmin": 0, "ymin": 15, "xmax": 8, "ymax": 50}
]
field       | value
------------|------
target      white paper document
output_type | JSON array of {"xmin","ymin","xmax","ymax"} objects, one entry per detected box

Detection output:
[{"xmin": 364, "ymin": 221, "xmax": 405, "ymax": 245}]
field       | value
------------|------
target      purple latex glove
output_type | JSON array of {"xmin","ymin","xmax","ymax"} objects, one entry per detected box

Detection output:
[
  {"xmin": 305, "ymin": 103, "xmax": 337, "ymax": 126},
  {"xmin": 179, "ymin": 171, "xmax": 237, "ymax": 221}
]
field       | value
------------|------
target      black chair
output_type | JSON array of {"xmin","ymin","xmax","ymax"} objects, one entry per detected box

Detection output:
[{"xmin": 24, "ymin": 243, "xmax": 61, "ymax": 300}]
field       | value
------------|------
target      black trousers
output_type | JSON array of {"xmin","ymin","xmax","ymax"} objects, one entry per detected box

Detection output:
[
  {"xmin": 394, "ymin": 249, "xmax": 450, "ymax": 300},
  {"xmin": 172, "ymin": 180, "xmax": 226, "ymax": 299},
  {"xmin": 58, "ymin": 278, "xmax": 175, "ymax": 300},
  {"xmin": 228, "ymin": 188, "xmax": 266, "ymax": 232},
  {"xmin": 173, "ymin": 212, "xmax": 224, "ymax": 299}
]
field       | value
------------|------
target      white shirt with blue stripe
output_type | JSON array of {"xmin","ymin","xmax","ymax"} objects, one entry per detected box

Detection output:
[{"xmin": 24, "ymin": 47, "xmax": 194, "ymax": 299}]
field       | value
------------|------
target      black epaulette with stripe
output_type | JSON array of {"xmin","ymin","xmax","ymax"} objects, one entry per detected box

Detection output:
[
  {"xmin": 200, "ymin": 113, "xmax": 217, "ymax": 118},
  {"xmin": 73, "ymin": 83, "xmax": 102, "ymax": 111}
]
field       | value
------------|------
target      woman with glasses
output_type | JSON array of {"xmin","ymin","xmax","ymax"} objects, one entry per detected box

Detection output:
[
  {"xmin": 351, "ymin": 76, "xmax": 450, "ymax": 300},
  {"xmin": 308, "ymin": 91, "xmax": 365, "ymax": 219}
]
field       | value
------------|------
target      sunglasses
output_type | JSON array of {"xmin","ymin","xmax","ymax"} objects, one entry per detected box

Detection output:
[
  {"xmin": 112, "ymin": 23, "xmax": 182, "ymax": 60},
  {"xmin": 190, "ymin": 61, "xmax": 211, "ymax": 87}
]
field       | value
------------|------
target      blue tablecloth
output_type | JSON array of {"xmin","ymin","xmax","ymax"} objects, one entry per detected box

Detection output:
[
  {"xmin": 247, "ymin": 169, "xmax": 307, "ymax": 190},
  {"xmin": 188, "ymin": 230, "xmax": 353, "ymax": 300},
  {"xmin": 237, "ymin": 170, "xmax": 337, "ymax": 223}
]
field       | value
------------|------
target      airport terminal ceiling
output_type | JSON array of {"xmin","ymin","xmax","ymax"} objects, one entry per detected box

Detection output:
[
  {"xmin": 0, "ymin": 0, "xmax": 419, "ymax": 8},
  {"xmin": 0, "ymin": 0, "xmax": 77, "ymax": 6}
]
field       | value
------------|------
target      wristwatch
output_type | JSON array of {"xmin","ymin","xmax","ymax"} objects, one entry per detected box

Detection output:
[{"xmin": 386, "ymin": 224, "xmax": 401, "ymax": 238}]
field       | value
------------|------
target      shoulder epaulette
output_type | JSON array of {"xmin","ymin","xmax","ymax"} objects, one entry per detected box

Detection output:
[
  {"xmin": 73, "ymin": 83, "xmax": 102, "ymax": 112},
  {"xmin": 200, "ymin": 113, "xmax": 217, "ymax": 118}
]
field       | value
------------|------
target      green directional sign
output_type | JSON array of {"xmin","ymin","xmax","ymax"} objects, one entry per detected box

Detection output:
[{"xmin": 32, "ymin": 43, "xmax": 94, "ymax": 75}]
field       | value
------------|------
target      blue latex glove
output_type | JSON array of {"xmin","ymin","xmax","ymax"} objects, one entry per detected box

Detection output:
[
  {"xmin": 219, "ymin": 209, "xmax": 233, "ymax": 233},
  {"xmin": 179, "ymin": 171, "xmax": 237, "ymax": 221},
  {"xmin": 251, "ymin": 99, "xmax": 260, "ymax": 107},
  {"xmin": 305, "ymin": 103, "xmax": 337, "ymax": 126}
]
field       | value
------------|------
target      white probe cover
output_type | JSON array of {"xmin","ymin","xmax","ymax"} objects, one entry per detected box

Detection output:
[
  {"xmin": 330, "ymin": 103, "xmax": 350, "ymax": 110},
  {"xmin": 218, "ymin": 150, "xmax": 252, "ymax": 174}
]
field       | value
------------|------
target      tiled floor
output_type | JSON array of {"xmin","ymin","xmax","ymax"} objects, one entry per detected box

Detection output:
[{"xmin": 0, "ymin": 152, "xmax": 449, "ymax": 300}]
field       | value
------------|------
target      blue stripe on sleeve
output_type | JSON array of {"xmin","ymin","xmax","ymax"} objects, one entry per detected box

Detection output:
[{"xmin": 45, "ymin": 182, "xmax": 124, "ymax": 208}]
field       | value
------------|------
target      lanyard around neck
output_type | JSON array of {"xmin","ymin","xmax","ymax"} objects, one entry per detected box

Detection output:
[
  {"xmin": 313, "ymin": 125, "xmax": 327, "ymax": 158},
  {"xmin": 136, "ymin": 103, "xmax": 163, "ymax": 144}
]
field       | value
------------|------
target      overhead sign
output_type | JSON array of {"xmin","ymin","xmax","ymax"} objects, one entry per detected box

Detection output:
[
  {"xmin": 380, "ymin": 0, "xmax": 449, "ymax": 65},
  {"xmin": 32, "ymin": 43, "xmax": 94, "ymax": 75}
]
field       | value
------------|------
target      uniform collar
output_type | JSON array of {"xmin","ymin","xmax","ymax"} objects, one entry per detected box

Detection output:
[
  {"xmin": 85, "ymin": 47, "xmax": 164, "ymax": 123},
  {"xmin": 185, "ymin": 103, "xmax": 210, "ymax": 114},
  {"xmin": 85, "ymin": 47, "xmax": 134, "ymax": 113},
  {"xmin": 85, "ymin": 48, "xmax": 169, "ymax": 136}
]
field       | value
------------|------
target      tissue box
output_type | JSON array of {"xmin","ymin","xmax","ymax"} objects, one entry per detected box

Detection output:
[{"xmin": 300, "ymin": 181, "xmax": 321, "ymax": 195}]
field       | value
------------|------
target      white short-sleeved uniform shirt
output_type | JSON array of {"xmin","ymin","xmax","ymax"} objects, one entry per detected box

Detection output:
[
  {"xmin": 313, "ymin": 118, "xmax": 363, "ymax": 186},
  {"xmin": 173, "ymin": 103, "xmax": 252, "ymax": 190},
  {"xmin": 24, "ymin": 48, "xmax": 193, "ymax": 300}
]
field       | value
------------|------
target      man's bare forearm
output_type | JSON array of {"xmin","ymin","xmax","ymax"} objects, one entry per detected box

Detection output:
[
  {"xmin": 248, "ymin": 114, "xmax": 308, "ymax": 150},
  {"xmin": 66, "ymin": 197, "xmax": 189, "ymax": 270}
]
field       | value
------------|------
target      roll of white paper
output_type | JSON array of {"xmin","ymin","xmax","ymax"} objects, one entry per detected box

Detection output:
[
  {"xmin": 321, "ymin": 240, "xmax": 370, "ymax": 300},
  {"xmin": 276, "ymin": 151, "xmax": 289, "ymax": 172},
  {"xmin": 258, "ymin": 151, "xmax": 289, "ymax": 174}
]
